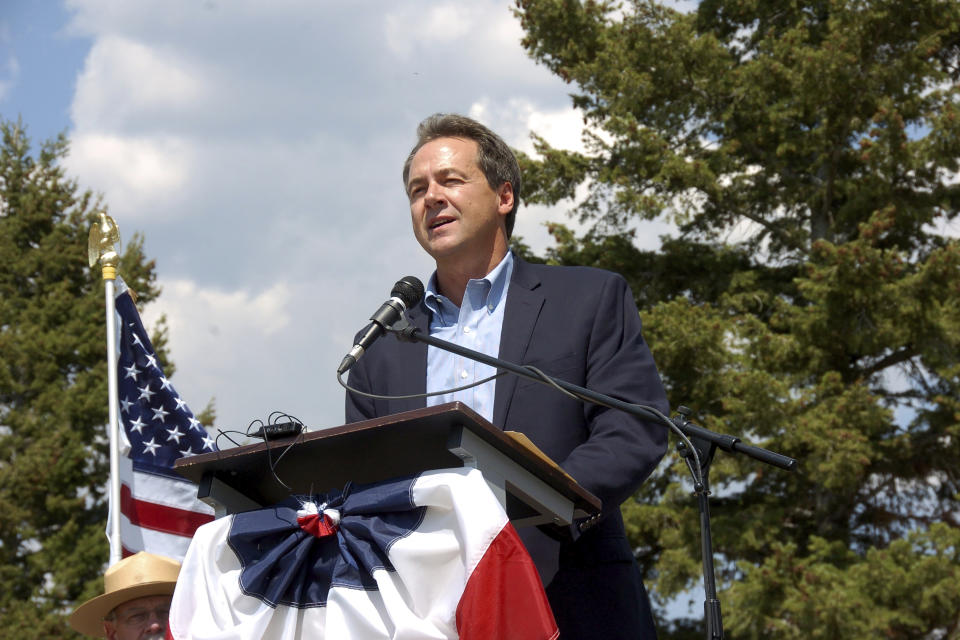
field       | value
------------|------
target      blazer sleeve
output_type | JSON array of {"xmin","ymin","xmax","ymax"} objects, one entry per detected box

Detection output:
[
  {"xmin": 558, "ymin": 274, "xmax": 669, "ymax": 510},
  {"xmin": 344, "ymin": 348, "xmax": 376, "ymax": 423}
]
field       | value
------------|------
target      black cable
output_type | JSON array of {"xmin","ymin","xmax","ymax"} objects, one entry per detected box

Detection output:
[
  {"xmin": 337, "ymin": 369, "xmax": 506, "ymax": 400},
  {"xmin": 214, "ymin": 429, "xmax": 246, "ymax": 449},
  {"xmin": 264, "ymin": 412, "xmax": 306, "ymax": 471},
  {"xmin": 243, "ymin": 413, "xmax": 308, "ymax": 493}
]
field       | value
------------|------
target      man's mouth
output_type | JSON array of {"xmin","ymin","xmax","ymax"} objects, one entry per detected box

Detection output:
[{"xmin": 429, "ymin": 217, "xmax": 455, "ymax": 230}]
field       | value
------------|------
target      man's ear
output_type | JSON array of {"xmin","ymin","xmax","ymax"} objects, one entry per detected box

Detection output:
[
  {"xmin": 103, "ymin": 620, "xmax": 116, "ymax": 640},
  {"xmin": 497, "ymin": 182, "xmax": 514, "ymax": 216}
]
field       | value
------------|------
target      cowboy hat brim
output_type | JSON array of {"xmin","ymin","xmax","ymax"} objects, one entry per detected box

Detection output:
[{"xmin": 68, "ymin": 579, "xmax": 177, "ymax": 637}]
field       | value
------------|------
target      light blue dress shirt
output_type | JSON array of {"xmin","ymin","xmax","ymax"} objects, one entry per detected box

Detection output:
[{"xmin": 423, "ymin": 251, "xmax": 514, "ymax": 423}]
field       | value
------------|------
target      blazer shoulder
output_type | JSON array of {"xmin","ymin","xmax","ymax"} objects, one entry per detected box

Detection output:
[{"xmin": 516, "ymin": 259, "xmax": 629, "ymax": 292}]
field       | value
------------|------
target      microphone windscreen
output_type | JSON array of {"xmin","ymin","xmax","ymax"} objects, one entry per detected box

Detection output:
[{"xmin": 392, "ymin": 276, "xmax": 425, "ymax": 308}]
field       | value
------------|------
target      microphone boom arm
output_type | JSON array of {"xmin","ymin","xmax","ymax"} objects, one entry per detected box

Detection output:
[{"xmin": 388, "ymin": 319, "xmax": 796, "ymax": 471}]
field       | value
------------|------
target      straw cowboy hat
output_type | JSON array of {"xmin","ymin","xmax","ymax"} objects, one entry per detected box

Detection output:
[{"xmin": 69, "ymin": 552, "xmax": 180, "ymax": 637}]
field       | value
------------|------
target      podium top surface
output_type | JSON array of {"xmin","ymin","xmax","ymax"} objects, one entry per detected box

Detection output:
[{"xmin": 174, "ymin": 402, "xmax": 601, "ymax": 515}]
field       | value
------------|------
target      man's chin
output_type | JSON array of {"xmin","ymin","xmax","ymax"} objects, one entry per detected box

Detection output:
[
  {"xmin": 423, "ymin": 237, "xmax": 464, "ymax": 261},
  {"xmin": 142, "ymin": 632, "xmax": 167, "ymax": 640}
]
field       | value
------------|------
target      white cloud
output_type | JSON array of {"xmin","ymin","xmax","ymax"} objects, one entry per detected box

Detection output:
[
  {"xmin": 384, "ymin": 4, "xmax": 472, "ymax": 57},
  {"xmin": 67, "ymin": 132, "xmax": 194, "ymax": 216},
  {"xmin": 70, "ymin": 35, "xmax": 206, "ymax": 131},
  {"xmin": 385, "ymin": 4, "xmax": 488, "ymax": 53},
  {"xmin": 139, "ymin": 278, "xmax": 298, "ymax": 428},
  {"xmin": 468, "ymin": 97, "xmax": 587, "ymax": 155},
  {"xmin": 382, "ymin": 2, "xmax": 552, "ymax": 91},
  {"xmin": 524, "ymin": 108, "xmax": 588, "ymax": 155},
  {"xmin": 148, "ymin": 278, "xmax": 292, "ymax": 338}
]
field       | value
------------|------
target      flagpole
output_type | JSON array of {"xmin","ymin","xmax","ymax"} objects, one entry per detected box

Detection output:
[{"xmin": 89, "ymin": 212, "xmax": 123, "ymax": 565}]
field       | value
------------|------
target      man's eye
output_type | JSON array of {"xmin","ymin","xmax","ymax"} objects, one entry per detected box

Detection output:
[{"xmin": 125, "ymin": 613, "xmax": 148, "ymax": 625}]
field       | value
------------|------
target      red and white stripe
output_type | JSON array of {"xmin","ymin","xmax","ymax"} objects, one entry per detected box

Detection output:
[{"xmin": 116, "ymin": 454, "xmax": 214, "ymax": 560}]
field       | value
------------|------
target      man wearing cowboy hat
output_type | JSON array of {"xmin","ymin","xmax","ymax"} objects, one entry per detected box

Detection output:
[{"xmin": 69, "ymin": 552, "xmax": 180, "ymax": 640}]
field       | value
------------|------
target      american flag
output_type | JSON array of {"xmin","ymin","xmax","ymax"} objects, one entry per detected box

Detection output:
[{"xmin": 112, "ymin": 280, "xmax": 215, "ymax": 560}]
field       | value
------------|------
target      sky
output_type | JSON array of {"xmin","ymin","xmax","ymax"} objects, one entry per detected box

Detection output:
[{"xmin": 0, "ymin": 0, "xmax": 681, "ymax": 437}]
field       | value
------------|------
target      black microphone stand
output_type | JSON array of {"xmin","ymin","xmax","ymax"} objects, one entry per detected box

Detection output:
[
  {"xmin": 674, "ymin": 406, "xmax": 723, "ymax": 640},
  {"xmin": 383, "ymin": 319, "xmax": 797, "ymax": 640}
]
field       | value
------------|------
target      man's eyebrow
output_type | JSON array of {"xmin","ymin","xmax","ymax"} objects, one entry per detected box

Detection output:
[
  {"xmin": 406, "ymin": 176, "xmax": 426, "ymax": 194},
  {"xmin": 410, "ymin": 167, "xmax": 462, "ymax": 184}
]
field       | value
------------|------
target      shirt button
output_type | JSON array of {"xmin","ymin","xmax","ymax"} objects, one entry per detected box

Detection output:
[
  {"xmin": 463, "ymin": 326, "xmax": 471, "ymax": 334},
  {"xmin": 487, "ymin": 304, "xmax": 494, "ymax": 311},
  {"xmin": 460, "ymin": 370, "xmax": 468, "ymax": 379}
]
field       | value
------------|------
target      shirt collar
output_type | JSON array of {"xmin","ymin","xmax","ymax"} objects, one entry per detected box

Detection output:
[{"xmin": 424, "ymin": 250, "xmax": 514, "ymax": 320}]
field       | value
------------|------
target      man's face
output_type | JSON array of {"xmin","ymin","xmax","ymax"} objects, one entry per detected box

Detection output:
[
  {"xmin": 103, "ymin": 594, "xmax": 171, "ymax": 640},
  {"xmin": 406, "ymin": 137, "xmax": 513, "ymax": 264}
]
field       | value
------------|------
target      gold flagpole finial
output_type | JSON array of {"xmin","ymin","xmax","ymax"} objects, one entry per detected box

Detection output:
[{"xmin": 88, "ymin": 212, "xmax": 121, "ymax": 280}]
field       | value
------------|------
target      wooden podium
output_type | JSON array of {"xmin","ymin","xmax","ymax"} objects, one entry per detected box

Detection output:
[{"xmin": 174, "ymin": 402, "xmax": 600, "ymax": 528}]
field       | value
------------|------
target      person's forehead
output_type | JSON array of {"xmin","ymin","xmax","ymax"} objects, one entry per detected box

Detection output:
[
  {"xmin": 411, "ymin": 137, "xmax": 479, "ymax": 172},
  {"xmin": 114, "ymin": 594, "xmax": 171, "ymax": 614}
]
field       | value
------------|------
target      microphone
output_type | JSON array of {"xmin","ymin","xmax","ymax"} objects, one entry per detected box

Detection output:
[{"xmin": 338, "ymin": 276, "xmax": 425, "ymax": 374}]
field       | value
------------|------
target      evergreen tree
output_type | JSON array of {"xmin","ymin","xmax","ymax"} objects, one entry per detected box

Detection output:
[
  {"xmin": 0, "ymin": 118, "xmax": 165, "ymax": 637},
  {"xmin": 515, "ymin": 1, "xmax": 960, "ymax": 637}
]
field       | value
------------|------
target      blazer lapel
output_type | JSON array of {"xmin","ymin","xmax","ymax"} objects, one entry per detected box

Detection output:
[
  {"xmin": 387, "ymin": 302, "xmax": 430, "ymax": 415},
  {"xmin": 493, "ymin": 257, "xmax": 544, "ymax": 427}
]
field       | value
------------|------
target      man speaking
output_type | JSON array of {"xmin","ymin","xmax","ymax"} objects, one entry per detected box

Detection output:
[{"xmin": 345, "ymin": 114, "xmax": 669, "ymax": 639}]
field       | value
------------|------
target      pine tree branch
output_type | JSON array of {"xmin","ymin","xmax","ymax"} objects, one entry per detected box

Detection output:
[{"xmin": 861, "ymin": 345, "xmax": 917, "ymax": 378}]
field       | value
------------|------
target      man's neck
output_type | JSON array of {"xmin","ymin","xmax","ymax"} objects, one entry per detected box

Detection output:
[{"xmin": 434, "ymin": 246, "xmax": 509, "ymax": 307}]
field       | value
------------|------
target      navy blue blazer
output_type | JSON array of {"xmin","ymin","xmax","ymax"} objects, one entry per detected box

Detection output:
[{"xmin": 345, "ymin": 255, "xmax": 669, "ymax": 638}]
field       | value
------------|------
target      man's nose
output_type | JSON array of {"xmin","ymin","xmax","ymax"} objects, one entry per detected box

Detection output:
[
  {"xmin": 145, "ymin": 610, "xmax": 165, "ymax": 629},
  {"xmin": 424, "ymin": 182, "xmax": 444, "ymax": 208}
]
